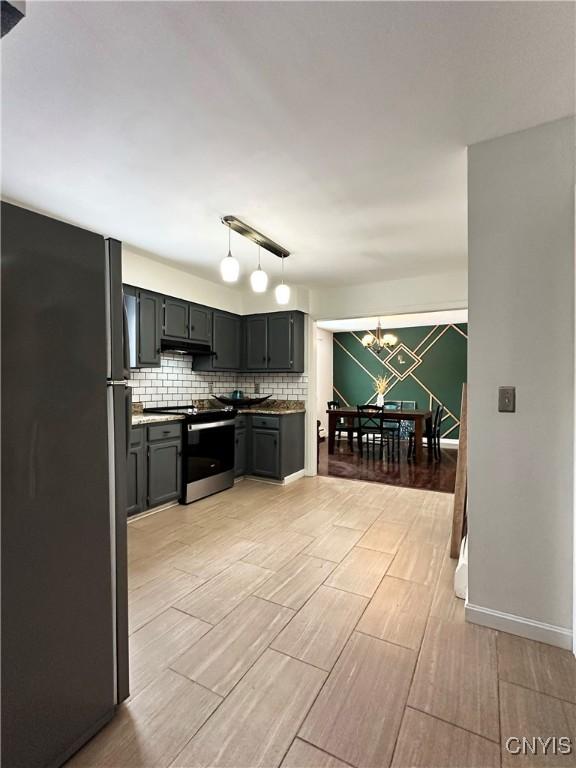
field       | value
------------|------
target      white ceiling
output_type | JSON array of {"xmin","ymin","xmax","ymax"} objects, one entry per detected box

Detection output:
[{"xmin": 2, "ymin": 2, "xmax": 574, "ymax": 287}]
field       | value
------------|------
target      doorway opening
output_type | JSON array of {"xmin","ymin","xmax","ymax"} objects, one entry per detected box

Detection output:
[{"xmin": 314, "ymin": 309, "xmax": 468, "ymax": 493}]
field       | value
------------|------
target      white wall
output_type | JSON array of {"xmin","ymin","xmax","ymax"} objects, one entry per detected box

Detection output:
[
  {"xmin": 310, "ymin": 270, "xmax": 467, "ymax": 321},
  {"xmin": 467, "ymin": 116, "xmax": 575, "ymax": 649},
  {"xmin": 122, "ymin": 246, "xmax": 243, "ymax": 314},
  {"xmin": 316, "ymin": 327, "xmax": 333, "ymax": 434}
]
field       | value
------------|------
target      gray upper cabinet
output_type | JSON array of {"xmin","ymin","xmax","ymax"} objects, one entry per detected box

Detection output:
[
  {"xmin": 268, "ymin": 313, "xmax": 293, "ymax": 370},
  {"xmin": 138, "ymin": 290, "xmax": 162, "ymax": 367},
  {"xmin": 189, "ymin": 305, "xmax": 211, "ymax": 344},
  {"xmin": 163, "ymin": 297, "xmax": 189, "ymax": 340},
  {"xmin": 194, "ymin": 310, "xmax": 241, "ymax": 371},
  {"xmin": 244, "ymin": 311, "xmax": 305, "ymax": 373},
  {"xmin": 163, "ymin": 298, "xmax": 212, "ymax": 344},
  {"xmin": 245, "ymin": 315, "xmax": 268, "ymax": 369},
  {"xmin": 125, "ymin": 283, "xmax": 305, "ymax": 374}
]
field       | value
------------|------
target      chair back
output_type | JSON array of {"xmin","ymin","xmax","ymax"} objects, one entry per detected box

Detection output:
[
  {"xmin": 433, "ymin": 403, "xmax": 444, "ymax": 434},
  {"xmin": 399, "ymin": 400, "xmax": 417, "ymax": 437},
  {"xmin": 327, "ymin": 400, "xmax": 340, "ymax": 410},
  {"xmin": 357, "ymin": 404, "xmax": 383, "ymax": 430}
]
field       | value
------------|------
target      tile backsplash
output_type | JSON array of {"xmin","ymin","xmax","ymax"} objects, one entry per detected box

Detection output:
[{"xmin": 130, "ymin": 353, "xmax": 308, "ymax": 408}]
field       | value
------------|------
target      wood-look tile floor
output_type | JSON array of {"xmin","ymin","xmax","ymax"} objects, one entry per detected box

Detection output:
[{"xmin": 69, "ymin": 477, "xmax": 576, "ymax": 768}]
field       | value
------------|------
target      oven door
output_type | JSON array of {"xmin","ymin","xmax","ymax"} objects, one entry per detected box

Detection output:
[{"xmin": 184, "ymin": 420, "xmax": 235, "ymax": 502}]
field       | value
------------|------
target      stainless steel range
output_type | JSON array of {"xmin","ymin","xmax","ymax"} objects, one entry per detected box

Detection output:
[{"xmin": 145, "ymin": 405, "xmax": 236, "ymax": 503}]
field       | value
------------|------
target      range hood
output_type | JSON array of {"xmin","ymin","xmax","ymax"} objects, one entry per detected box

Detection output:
[{"xmin": 160, "ymin": 339, "xmax": 214, "ymax": 356}]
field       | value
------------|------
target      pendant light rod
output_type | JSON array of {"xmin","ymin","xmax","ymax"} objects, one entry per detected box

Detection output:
[{"xmin": 221, "ymin": 215, "xmax": 290, "ymax": 259}]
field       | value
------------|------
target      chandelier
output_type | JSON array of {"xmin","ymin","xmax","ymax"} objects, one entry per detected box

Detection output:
[{"xmin": 361, "ymin": 319, "xmax": 398, "ymax": 354}]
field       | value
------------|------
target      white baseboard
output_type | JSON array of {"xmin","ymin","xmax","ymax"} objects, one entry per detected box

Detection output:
[
  {"xmin": 127, "ymin": 500, "xmax": 179, "ymax": 523},
  {"xmin": 243, "ymin": 469, "xmax": 305, "ymax": 486},
  {"xmin": 466, "ymin": 602, "xmax": 573, "ymax": 650},
  {"xmin": 283, "ymin": 469, "xmax": 306, "ymax": 484}
]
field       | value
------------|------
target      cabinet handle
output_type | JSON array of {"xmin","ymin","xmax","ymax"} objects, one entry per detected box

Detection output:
[
  {"xmin": 190, "ymin": 325, "xmax": 195, "ymax": 331},
  {"xmin": 262, "ymin": 356, "xmax": 266, "ymax": 362},
  {"xmin": 267, "ymin": 356, "xmax": 271, "ymax": 363}
]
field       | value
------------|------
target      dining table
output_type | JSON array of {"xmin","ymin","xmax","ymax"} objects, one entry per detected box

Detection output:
[{"xmin": 326, "ymin": 406, "xmax": 434, "ymax": 462}]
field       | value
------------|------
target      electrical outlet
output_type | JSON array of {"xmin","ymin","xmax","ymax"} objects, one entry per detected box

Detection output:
[
  {"xmin": 498, "ymin": 386, "xmax": 515, "ymax": 413},
  {"xmin": 208, "ymin": 382, "xmax": 214, "ymax": 394},
  {"xmin": 255, "ymin": 382, "xmax": 261, "ymax": 394}
]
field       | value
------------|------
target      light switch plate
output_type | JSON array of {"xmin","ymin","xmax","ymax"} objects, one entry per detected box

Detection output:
[{"xmin": 498, "ymin": 386, "xmax": 516, "ymax": 413}]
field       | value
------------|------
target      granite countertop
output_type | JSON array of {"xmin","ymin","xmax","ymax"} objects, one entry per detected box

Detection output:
[
  {"xmin": 131, "ymin": 413, "xmax": 185, "ymax": 426},
  {"xmin": 210, "ymin": 398, "xmax": 305, "ymax": 416},
  {"xmin": 131, "ymin": 399, "xmax": 305, "ymax": 425},
  {"xmin": 236, "ymin": 407, "xmax": 305, "ymax": 415}
]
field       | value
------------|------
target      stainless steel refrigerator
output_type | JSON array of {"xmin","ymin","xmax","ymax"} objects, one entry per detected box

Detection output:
[{"xmin": 1, "ymin": 202, "xmax": 130, "ymax": 768}]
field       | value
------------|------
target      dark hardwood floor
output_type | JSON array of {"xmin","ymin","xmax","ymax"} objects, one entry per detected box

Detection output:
[{"xmin": 318, "ymin": 438, "xmax": 457, "ymax": 493}]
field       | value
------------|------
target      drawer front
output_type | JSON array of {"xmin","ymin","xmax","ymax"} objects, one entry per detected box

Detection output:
[
  {"xmin": 148, "ymin": 422, "xmax": 182, "ymax": 442},
  {"xmin": 130, "ymin": 426, "xmax": 144, "ymax": 447},
  {"xmin": 251, "ymin": 415, "xmax": 280, "ymax": 430}
]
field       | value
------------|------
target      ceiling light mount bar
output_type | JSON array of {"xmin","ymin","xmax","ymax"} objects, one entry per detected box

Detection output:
[{"xmin": 221, "ymin": 215, "xmax": 290, "ymax": 259}]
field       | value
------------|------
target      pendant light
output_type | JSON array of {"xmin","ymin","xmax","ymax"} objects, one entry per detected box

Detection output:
[
  {"xmin": 250, "ymin": 245, "xmax": 268, "ymax": 293},
  {"xmin": 220, "ymin": 223, "xmax": 240, "ymax": 282},
  {"xmin": 274, "ymin": 255, "xmax": 291, "ymax": 305}
]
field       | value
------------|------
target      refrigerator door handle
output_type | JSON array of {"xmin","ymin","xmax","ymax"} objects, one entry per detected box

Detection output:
[
  {"xmin": 122, "ymin": 296, "xmax": 131, "ymax": 380},
  {"xmin": 125, "ymin": 385, "xmax": 132, "ymax": 458}
]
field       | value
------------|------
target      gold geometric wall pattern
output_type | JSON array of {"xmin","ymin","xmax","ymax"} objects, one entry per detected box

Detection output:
[{"xmin": 333, "ymin": 323, "xmax": 467, "ymax": 439}]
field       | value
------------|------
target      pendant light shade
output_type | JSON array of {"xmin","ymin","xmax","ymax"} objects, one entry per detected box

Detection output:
[
  {"xmin": 275, "ymin": 283, "xmax": 290, "ymax": 305},
  {"xmin": 275, "ymin": 256, "xmax": 290, "ymax": 305},
  {"xmin": 220, "ymin": 224, "xmax": 240, "ymax": 282},
  {"xmin": 250, "ymin": 267, "xmax": 268, "ymax": 293},
  {"xmin": 250, "ymin": 246, "xmax": 268, "ymax": 293}
]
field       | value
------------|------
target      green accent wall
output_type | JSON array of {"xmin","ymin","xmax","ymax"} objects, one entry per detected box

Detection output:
[{"xmin": 333, "ymin": 324, "xmax": 467, "ymax": 439}]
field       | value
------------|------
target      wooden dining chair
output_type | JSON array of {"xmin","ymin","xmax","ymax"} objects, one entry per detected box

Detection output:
[
  {"xmin": 431, "ymin": 403, "xmax": 445, "ymax": 460},
  {"xmin": 408, "ymin": 402, "xmax": 444, "ymax": 460},
  {"xmin": 382, "ymin": 401, "xmax": 402, "ymax": 461},
  {"xmin": 357, "ymin": 404, "xmax": 387, "ymax": 460},
  {"xmin": 328, "ymin": 400, "xmax": 355, "ymax": 450}
]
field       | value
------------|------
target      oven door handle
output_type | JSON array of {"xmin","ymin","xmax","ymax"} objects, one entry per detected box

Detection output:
[{"xmin": 187, "ymin": 420, "xmax": 234, "ymax": 432}]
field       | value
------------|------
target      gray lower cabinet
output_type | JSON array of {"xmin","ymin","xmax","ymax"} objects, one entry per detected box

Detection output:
[
  {"xmin": 127, "ymin": 421, "xmax": 182, "ymax": 516},
  {"xmin": 127, "ymin": 427, "xmax": 146, "ymax": 516},
  {"xmin": 237, "ymin": 412, "xmax": 304, "ymax": 481},
  {"xmin": 251, "ymin": 428, "xmax": 280, "ymax": 478},
  {"xmin": 234, "ymin": 427, "xmax": 247, "ymax": 477},
  {"xmin": 148, "ymin": 439, "xmax": 181, "ymax": 507}
]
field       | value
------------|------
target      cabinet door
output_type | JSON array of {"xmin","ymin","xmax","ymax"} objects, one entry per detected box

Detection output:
[
  {"xmin": 245, "ymin": 315, "xmax": 268, "ymax": 370},
  {"xmin": 127, "ymin": 444, "xmax": 146, "ymax": 516},
  {"xmin": 189, "ymin": 305, "xmax": 212, "ymax": 344},
  {"xmin": 251, "ymin": 428, "xmax": 280, "ymax": 478},
  {"xmin": 138, "ymin": 291, "xmax": 162, "ymax": 366},
  {"xmin": 267, "ymin": 313, "xmax": 293, "ymax": 370},
  {"xmin": 163, "ymin": 297, "xmax": 189, "ymax": 340},
  {"xmin": 212, "ymin": 312, "xmax": 241, "ymax": 370},
  {"xmin": 148, "ymin": 439, "xmax": 181, "ymax": 507},
  {"xmin": 234, "ymin": 428, "xmax": 247, "ymax": 477}
]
